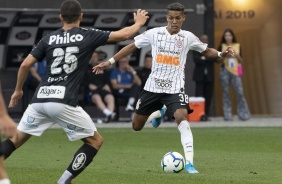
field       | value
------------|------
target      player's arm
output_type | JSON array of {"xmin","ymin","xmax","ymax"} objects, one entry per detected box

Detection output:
[
  {"xmin": 93, "ymin": 43, "xmax": 137, "ymax": 74},
  {"xmin": 107, "ymin": 9, "xmax": 149, "ymax": 42},
  {"xmin": 201, "ymin": 47, "xmax": 235, "ymax": 58},
  {"xmin": 9, "ymin": 54, "xmax": 37, "ymax": 108}
]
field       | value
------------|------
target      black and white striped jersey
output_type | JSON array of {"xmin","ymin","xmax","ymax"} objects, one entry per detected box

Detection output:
[
  {"xmin": 30, "ymin": 27, "xmax": 110, "ymax": 106},
  {"xmin": 134, "ymin": 26, "xmax": 207, "ymax": 94}
]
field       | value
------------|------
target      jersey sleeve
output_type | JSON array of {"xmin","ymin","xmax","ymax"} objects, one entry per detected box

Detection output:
[
  {"xmin": 188, "ymin": 33, "xmax": 208, "ymax": 53},
  {"xmin": 90, "ymin": 28, "xmax": 111, "ymax": 47},
  {"xmin": 134, "ymin": 30, "xmax": 152, "ymax": 49},
  {"xmin": 30, "ymin": 39, "xmax": 46, "ymax": 61}
]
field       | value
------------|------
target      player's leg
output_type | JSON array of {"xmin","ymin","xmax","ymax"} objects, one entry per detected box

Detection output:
[
  {"xmin": 52, "ymin": 104, "xmax": 101, "ymax": 183},
  {"xmin": 2, "ymin": 103, "xmax": 52, "ymax": 159},
  {"xmin": 132, "ymin": 90, "xmax": 162, "ymax": 131},
  {"xmin": 1, "ymin": 130, "xmax": 31, "ymax": 159},
  {"xmin": 173, "ymin": 109, "xmax": 198, "ymax": 174},
  {"xmin": 0, "ymin": 157, "xmax": 10, "ymax": 184},
  {"xmin": 163, "ymin": 93, "xmax": 198, "ymax": 174},
  {"xmin": 148, "ymin": 105, "xmax": 167, "ymax": 128},
  {"xmin": 132, "ymin": 113, "xmax": 149, "ymax": 131},
  {"xmin": 58, "ymin": 131, "xmax": 103, "ymax": 184},
  {"xmin": 0, "ymin": 138, "xmax": 11, "ymax": 184}
]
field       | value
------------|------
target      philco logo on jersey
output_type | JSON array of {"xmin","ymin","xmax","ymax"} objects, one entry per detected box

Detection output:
[
  {"xmin": 37, "ymin": 86, "xmax": 65, "ymax": 99},
  {"xmin": 156, "ymin": 53, "xmax": 180, "ymax": 66},
  {"xmin": 48, "ymin": 33, "xmax": 83, "ymax": 45}
]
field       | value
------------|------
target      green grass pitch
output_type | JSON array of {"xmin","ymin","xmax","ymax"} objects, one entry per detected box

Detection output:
[{"xmin": 5, "ymin": 127, "xmax": 282, "ymax": 184}]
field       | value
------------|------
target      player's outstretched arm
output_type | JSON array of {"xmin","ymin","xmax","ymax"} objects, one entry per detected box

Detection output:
[
  {"xmin": 93, "ymin": 43, "xmax": 137, "ymax": 74},
  {"xmin": 9, "ymin": 55, "xmax": 37, "ymax": 108},
  {"xmin": 202, "ymin": 46, "xmax": 235, "ymax": 58},
  {"xmin": 107, "ymin": 9, "xmax": 149, "ymax": 42}
]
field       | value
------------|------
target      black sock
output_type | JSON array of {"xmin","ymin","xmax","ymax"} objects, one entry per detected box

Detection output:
[
  {"xmin": 67, "ymin": 144, "xmax": 98, "ymax": 178},
  {"xmin": 1, "ymin": 139, "xmax": 16, "ymax": 159}
]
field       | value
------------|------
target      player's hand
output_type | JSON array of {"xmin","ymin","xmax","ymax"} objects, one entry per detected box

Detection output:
[
  {"xmin": 92, "ymin": 61, "xmax": 111, "ymax": 74},
  {"xmin": 221, "ymin": 46, "xmax": 235, "ymax": 57},
  {"xmin": 9, "ymin": 90, "xmax": 23, "ymax": 108},
  {"xmin": 0, "ymin": 115, "xmax": 17, "ymax": 138},
  {"xmin": 133, "ymin": 9, "xmax": 149, "ymax": 27}
]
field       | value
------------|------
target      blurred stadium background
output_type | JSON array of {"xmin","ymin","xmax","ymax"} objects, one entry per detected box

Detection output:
[{"xmin": 0, "ymin": 0, "xmax": 281, "ymax": 119}]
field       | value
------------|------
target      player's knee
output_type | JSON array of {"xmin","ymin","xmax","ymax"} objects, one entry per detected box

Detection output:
[
  {"xmin": 174, "ymin": 115, "xmax": 188, "ymax": 124},
  {"xmin": 132, "ymin": 121, "xmax": 143, "ymax": 131},
  {"xmin": 87, "ymin": 132, "xmax": 104, "ymax": 149},
  {"xmin": 11, "ymin": 130, "xmax": 31, "ymax": 148},
  {"xmin": 95, "ymin": 133, "xmax": 104, "ymax": 148}
]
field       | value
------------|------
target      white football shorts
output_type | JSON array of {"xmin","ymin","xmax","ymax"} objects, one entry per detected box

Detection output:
[{"xmin": 17, "ymin": 102, "xmax": 96, "ymax": 141}]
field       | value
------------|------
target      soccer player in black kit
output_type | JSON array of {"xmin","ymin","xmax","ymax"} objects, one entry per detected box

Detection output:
[{"xmin": 1, "ymin": 0, "xmax": 148, "ymax": 183}]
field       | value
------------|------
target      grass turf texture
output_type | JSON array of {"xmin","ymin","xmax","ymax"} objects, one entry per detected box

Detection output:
[{"xmin": 5, "ymin": 127, "xmax": 282, "ymax": 184}]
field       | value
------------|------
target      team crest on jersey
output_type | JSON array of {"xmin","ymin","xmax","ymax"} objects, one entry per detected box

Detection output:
[
  {"xmin": 72, "ymin": 153, "xmax": 86, "ymax": 171},
  {"xmin": 175, "ymin": 38, "xmax": 184, "ymax": 48},
  {"xmin": 23, "ymin": 116, "xmax": 38, "ymax": 128},
  {"xmin": 27, "ymin": 116, "xmax": 35, "ymax": 124}
]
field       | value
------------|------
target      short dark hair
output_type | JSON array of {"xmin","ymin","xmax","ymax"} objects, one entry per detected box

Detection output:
[
  {"xmin": 60, "ymin": 0, "xmax": 81, "ymax": 23},
  {"xmin": 167, "ymin": 2, "xmax": 185, "ymax": 14}
]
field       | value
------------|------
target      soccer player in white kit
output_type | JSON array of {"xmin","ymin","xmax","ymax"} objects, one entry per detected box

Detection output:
[
  {"xmin": 93, "ymin": 2, "xmax": 235, "ymax": 174},
  {"xmin": 1, "ymin": 0, "xmax": 149, "ymax": 183}
]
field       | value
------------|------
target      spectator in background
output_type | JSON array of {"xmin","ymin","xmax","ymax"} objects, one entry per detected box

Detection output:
[
  {"xmin": 84, "ymin": 51, "xmax": 115, "ymax": 123},
  {"xmin": 0, "ymin": 82, "xmax": 16, "ymax": 184},
  {"xmin": 138, "ymin": 51, "xmax": 152, "ymax": 88},
  {"xmin": 192, "ymin": 34, "xmax": 216, "ymax": 118},
  {"xmin": 110, "ymin": 56, "xmax": 142, "ymax": 112},
  {"xmin": 218, "ymin": 28, "xmax": 250, "ymax": 121},
  {"xmin": 22, "ymin": 57, "xmax": 47, "ymax": 111}
]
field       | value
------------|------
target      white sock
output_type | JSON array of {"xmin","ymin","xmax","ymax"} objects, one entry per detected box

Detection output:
[
  {"xmin": 178, "ymin": 120, "xmax": 194, "ymax": 165},
  {"xmin": 145, "ymin": 105, "xmax": 167, "ymax": 124},
  {"xmin": 103, "ymin": 108, "xmax": 112, "ymax": 116},
  {"xmin": 127, "ymin": 97, "xmax": 135, "ymax": 106},
  {"xmin": 145, "ymin": 110, "xmax": 161, "ymax": 124},
  {"xmin": 57, "ymin": 170, "xmax": 74, "ymax": 184},
  {"xmin": 0, "ymin": 179, "xmax": 11, "ymax": 184}
]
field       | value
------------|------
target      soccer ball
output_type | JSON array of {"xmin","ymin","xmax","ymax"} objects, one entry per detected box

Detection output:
[{"xmin": 161, "ymin": 151, "xmax": 185, "ymax": 173}]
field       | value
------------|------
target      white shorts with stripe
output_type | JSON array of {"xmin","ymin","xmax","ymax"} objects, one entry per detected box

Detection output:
[{"xmin": 18, "ymin": 102, "xmax": 96, "ymax": 141}]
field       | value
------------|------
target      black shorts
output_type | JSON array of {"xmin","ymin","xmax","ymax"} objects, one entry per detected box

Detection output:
[
  {"xmin": 91, "ymin": 89, "xmax": 111, "ymax": 99},
  {"xmin": 135, "ymin": 90, "xmax": 190, "ymax": 118}
]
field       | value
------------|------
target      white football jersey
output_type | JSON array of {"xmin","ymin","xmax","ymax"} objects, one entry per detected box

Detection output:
[{"xmin": 134, "ymin": 26, "xmax": 207, "ymax": 94}]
